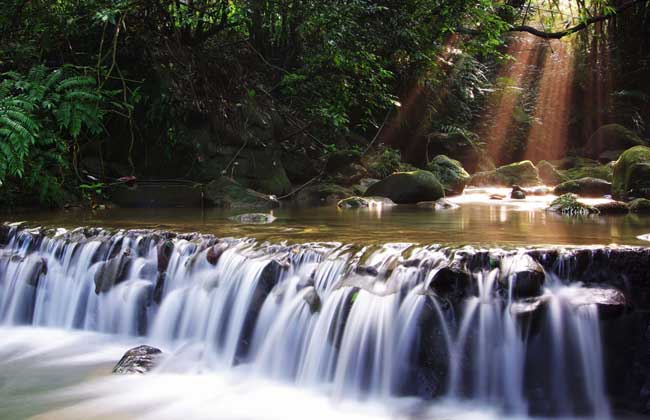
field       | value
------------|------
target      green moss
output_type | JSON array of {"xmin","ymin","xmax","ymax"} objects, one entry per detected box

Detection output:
[
  {"xmin": 426, "ymin": 155, "xmax": 470, "ymax": 195},
  {"xmin": 548, "ymin": 193, "xmax": 599, "ymax": 216},
  {"xmin": 470, "ymin": 160, "xmax": 541, "ymax": 187},
  {"xmin": 537, "ymin": 160, "xmax": 566, "ymax": 186},
  {"xmin": 612, "ymin": 146, "xmax": 650, "ymax": 200},
  {"xmin": 364, "ymin": 170, "xmax": 444, "ymax": 204},
  {"xmin": 553, "ymin": 177, "xmax": 611, "ymax": 198},
  {"xmin": 629, "ymin": 198, "xmax": 650, "ymax": 214},
  {"xmin": 561, "ymin": 158, "xmax": 613, "ymax": 182}
]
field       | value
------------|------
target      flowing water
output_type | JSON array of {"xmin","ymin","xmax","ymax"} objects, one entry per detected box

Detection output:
[{"xmin": 0, "ymin": 216, "xmax": 629, "ymax": 419}]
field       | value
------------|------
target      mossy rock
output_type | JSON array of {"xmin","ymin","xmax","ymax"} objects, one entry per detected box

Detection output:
[
  {"xmin": 561, "ymin": 158, "xmax": 614, "ymax": 182},
  {"xmin": 537, "ymin": 160, "xmax": 567, "ymax": 186},
  {"xmin": 630, "ymin": 198, "xmax": 650, "ymax": 214},
  {"xmin": 325, "ymin": 149, "xmax": 362, "ymax": 172},
  {"xmin": 426, "ymin": 132, "xmax": 483, "ymax": 173},
  {"xmin": 337, "ymin": 196, "xmax": 370, "ymax": 209},
  {"xmin": 612, "ymin": 146, "xmax": 650, "ymax": 200},
  {"xmin": 547, "ymin": 193, "xmax": 598, "ymax": 216},
  {"xmin": 426, "ymin": 155, "xmax": 470, "ymax": 195},
  {"xmin": 295, "ymin": 183, "xmax": 353, "ymax": 206},
  {"xmin": 364, "ymin": 170, "xmax": 444, "ymax": 204},
  {"xmin": 593, "ymin": 201, "xmax": 629, "ymax": 215},
  {"xmin": 470, "ymin": 160, "xmax": 541, "ymax": 187},
  {"xmin": 553, "ymin": 177, "xmax": 612, "ymax": 198},
  {"xmin": 204, "ymin": 177, "xmax": 280, "ymax": 209},
  {"xmin": 584, "ymin": 124, "xmax": 645, "ymax": 159}
]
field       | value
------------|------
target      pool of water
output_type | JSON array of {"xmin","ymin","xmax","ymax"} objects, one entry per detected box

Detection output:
[{"xmin": 4, "ymin": 188, "xmax": 650, "ymax": 246}]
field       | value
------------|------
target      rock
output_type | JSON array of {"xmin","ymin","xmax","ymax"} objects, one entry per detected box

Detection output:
[
  {"xmin": 613, "ymin": 146, "xmax": 650, "ymax": 200},
  {"xmin": 108, "ymin": 183, "xmax": 204, "ymax": 208},
  {"xmin": 537, "ymin": 160, "xmax": 566, "ymax": 186},
  {"xmin": 593, "ymin": 201, "xmax": 629, "ymax": 215},
  {"xmin": 331, "ymin": 163, "xmax": 369, "ymax": 186},
  {"xmin": 425, "ymin": 155, "xmax": 470, "ymax": 195},
  {"xmin": 500, "ymin": 254, "xmax": 545, "ymax": 298},
  {"xmin": 547, "ymin": 193, "xmax": 599, "ymax": 216},
  {"xmin": 337, "ymin": 196, "xmax": 370, "ymax": 209},
  {"xmin": 561, "ymin": 158, "xmax": 614, "ymax": 182},
  {"xmin": 426, "ymin": 132, "xmax": 483, "ymax": 173},
  {"xmin": 281, "ymin": 150, "xmax": 319, "ymax": 184},
  {"xmin": 630, "ymin": 198, "xmax": 650, "ymax": 214},
  {"xmin": 364, "ymin": 170, "xmax": 444, "ymax": 204},
  {"xmin": 510, "ymin": 185, "xmax": 526, "ymax": 199},
  {"xmin": 112, "ymin": 345, "xmax": 163, "ymax": 374},
  {"xmin": 204, "ymin": 177, "xmax": 280, "ymax": 209},
  {"xmin": 295, "ymin": 183, "xmax": 353, "ymax": 206},
  {"xmin": 228, "ymin": 213, "xmax": 277, "ymax": 224},
  {"xmin": 94, "ymin": 250, "xmax": 133, "ymax": 294},
  {"xmin": 490, "ymin": 193, "xmax": 506, "ymax": 200},
  {"xmin": 470, "ymin": 160, "xmax": 542, "ymax": 187},
  {"xmin": 302, "ymin": 287, "xmax": 321, "ymax": 314},
  {"xmin": 325, "ymin": 149, "xmax": 362, "ymax": 173},
  {"xmin": 365, "ymin": 148, "xmax": 409, "ymax": 179},
  {"xmin": 351, "ymin": 178, "xmax": 380, "ymax": 195},
  {"xmin": 563, "ymin": 287, "xmax": 627, "ymax": 318},
  {"xmin": 206, "ymin": 243, "xmax": 228, "ymax": 265},
  {"xmin": 554, "ymin": 177, "xmax": 612, "ymax": 198},
  {"xmin": 157, "ymin": 240, "xmax": 174, "ymax": 273},
  {"xmin": 416, "ymin": 199, "xmax": 459, "ymax": 210},
  {"xmin": 428, "ymin": 266, "xmax": 471, "ymax": 303},
  {"xmin": 584, "ymin": 124, "xmax": 645, "ymax": 159}
]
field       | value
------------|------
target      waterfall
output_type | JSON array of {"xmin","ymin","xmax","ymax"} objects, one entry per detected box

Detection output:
[{"xmin": 0, "ymin": 224, "xmax": 618, "ymax": 417}]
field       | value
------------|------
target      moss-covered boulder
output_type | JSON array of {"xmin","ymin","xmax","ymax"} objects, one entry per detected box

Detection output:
[
  {"xmin": 554, "ymin": 177, "xmax": 612, "ymax": 198},
  {"xmin": 560, "ymin": 158, "xmax": 614, "ymax": 182},
  {"xmin": 612, "ymin": 146, "xmax": 650, "ymax": 200},
  {"xmin": 547, "ymin": 194, "xmax": 598, "ymax": 216},
  {"xmin": 426, "ymin": 132, "xmax": 483, "ymax": 173},
  {"xmin": 593, "ymin": 201, "xmax": 629, "ymax": 215},
  {"xmin": 204, "ymin": 177, "xmax": 280, "ymax": 209},
  {"xmin": 584, "ymin": 124, "xmax": 645, "ymax": 159},
  {"xmin": 337, "ymin": 196, "xmax": 370, "ymax": 209},
  {"xmin": 470, "ymin": 160, "xmax": 541, "ymax": 187},
  {"xmin": 630, "ymin": 198, "xmax": 650, "ymax": 214},
  {"xmin": 426, "ymin": 155, "xmax": 470, "ymax": 195},
  {"xmin": 537, "ymin": 160, "xmax": 567, "ymax": 186},
  {"xmin": 295, "ymin": 183, "xmax": 353, "ymax": 206},
  {"xmin": 364, "ymin": 170, "xmax": 444, "ymax": 204}
]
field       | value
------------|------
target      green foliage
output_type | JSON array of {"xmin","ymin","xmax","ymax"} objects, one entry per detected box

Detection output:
[
  {"xmin": 548, "ymin": 193, "xmax": 599, "ymax": 216},
  {"xmin": 0, "ymin": 65, "xmax": 106, "ymax": 204}
]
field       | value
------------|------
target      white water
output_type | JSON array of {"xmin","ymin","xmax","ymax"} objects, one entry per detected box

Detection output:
[{"xmin": 0, "ymin": 226, "xmax": 612, "ymax": 418}]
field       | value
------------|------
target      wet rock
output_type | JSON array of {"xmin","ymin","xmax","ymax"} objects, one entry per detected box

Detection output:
[
  {"xmin": 564, "ymin": 287, "xmax": 627, "ymax": 319},
  {"xmin": 547, "ymin": 194, "xmax": 598, "ymax": 216},
  {"xmin": 295, "ymin": 183, "xmax": 353, "ymax": 206},
  {"xmin": 426, "ymin": 155, "xmax": 470, "ymax": 195},
  {"xmin": 426, "ymin": 131, "xmax": 483, "ymax": 173},
  {"xmin": 593, "ymin": 201, "xmax": 629, "ymax": 215},
  {"xmin": 112, "ymin": 345, "xmax": 163, "ymax": 374},
  {"xmin": 157, "ymin": 240, "xmax": 174, "ymax": 273},
  {"xmin": 21, "ymin": 256, "xmax": 47, "ymax": 287},
  {"xmin": 416, "ymin": 198, "xmax": 459, "ymax": 210},
  {"xmin": 204, "ymin": 176, "xmax": 280, "ymax": 209},
  {"xmin": 94, "ymin": 250, "xmax": 133, "ymax": 294},
  {"xmin": 613, "ymin": 146, "xmax": 650, "ymax": 200},
  {"xmin": 0, "ymin": 224, "xmax": 10, "ymax": 246},
  {"xmin": 429, "ymin": 266, "xmax": 472, "ymax": 303},
  {"xmin": 489, "ymin": 193, "xmax": 506, "ymax": 200},
  {"xmin": 537, "ymin": 160, "xmax": 566, "ymax": 186},
  {"xmin": 337, "ymin": 196, "xmax": 370, "ymax": 209},
  {"xmin": 471, "ymin": 160, "xmax": 542, "ymax": 187},
  {"xmin": 554, "ymin": 177, "xmax": 612, "ymax": 198},
  {"xmin": 351, "ymin": 178, "xmax": 380, "ymax": 195},
  {"xmin": 228, "ymin": 213, "xmax": 276, "ymax": 224},
  {"xmin": 510, "ymin": 185, "xmax": 526, "ymax": 200},
  {"xmin": 500, "ymin": 254, "xmax": 545, "ymax": 298},
  {"xmin": 584, "ymin": 124, "xmax": 645, "ymax": 159},
  {"xmin": 206, "ymin": 243, "xmax": 228, "ymax": 265},
  {"xmin": 364, "ymin": 170, "xmax": 444, "ymax": 204},
  {"xmin": 630, "ymin": 198, "xmax": 650, "ymax": 214},
  {"xmin": 153, "ymin": 273, "xmax": 166, "ymax": 304},
  {"xmin": 302, "ymin": 287, "xmax": 321, "ymax": 314},
  {"xmin": 355, "ymin": 265, "xmax": 379, "ymax": 276}
]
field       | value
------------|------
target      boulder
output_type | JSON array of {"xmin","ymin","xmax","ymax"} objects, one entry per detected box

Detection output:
[
  {"xmin": 510, "ymin": 185, "xmax": 526, "ymax": 200},
  {"xmin": 428, "ymin": 266, "xmax": 471, "ymax": 303},
  {"xmin": 206, "ymin": 243, "xmax": 228, "ymax": 265},
  {"xmin": 94, "ymin": 250, "xmax": 133, "ymax": 294},
  {"xmin": 553, "ymin": 177, "xmax": 612, "ymax": 198},
  {"xmin": 337, "ymin": 196, "xmax": 370, "ymax": 209},
  {"xmin": 561, "ymin": 158, "xmax": 614, "ymax": 182},
  {"xmin": 537, "ymin": 160, "xmax": 566, "ymax": 186},
  {"xmin": 416, "ymin": 198, "xmax": 460, "ymax": 210},
  {"xmin": 364, "ymin": 170, "xmax": 444, "ymax": 204},
  {"xmin": 426, "ymin": 155, "xmax": 470, "ymax": 195},
  {"xmin": 113, "ymin": 345, "xmax": 163, "ymax": 374},
  {"xmin": 500, "ymin": 254, "xmax": 545, "ymax": 298},
  {"xmin": 584, "ymin": 124, "xmax": 645, "ymax": 159},
  {"xmin": 295, "ymin": 183, "xmax": 353, "ymax": 206},
  {"xmin": 613, "ymin": 146, "xmax": 650, "ymax": 200},
  {"xmin": 351, "ymin": 178, "xmax": 380, "ymax": 195},
  {"xmin": 547, "ymin": 193, "xmax": 598, "ymax": 216},
  {"xmin": 593, "ymin": 201, "xmax": 629, "ymax": 215},
  {"xmin": 204, "ymin": 177, "xmax": 280, "ymax": 209},
  {"xmin": 470, "ymin": 160, "xmax": 542, "ymax": 187},
  {"xmin": 563, "ymin": 287, "xmax": 627, "ymax": 318},
  {"xmin": 302, "ymin": 287, "xmax": 322, "ymax": 314},
  {"xmin": 426, "ymin": 132, "xmax": 483, "ymax": 173},
  {"xmin": 157, "ymin": 240, "xmax": 174, "ymax": 273},
  {"xmin": 228, "ymin": 213, "xmax": 277, "ymax": 224},
  {"xmin": 630, "ymin": 198, "xmax": 650, "ymax": 214}
]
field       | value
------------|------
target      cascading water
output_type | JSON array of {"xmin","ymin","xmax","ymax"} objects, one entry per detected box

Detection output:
[{"xmin": 0, "ymin": 223, "xmax": 624, "ymax": 418}]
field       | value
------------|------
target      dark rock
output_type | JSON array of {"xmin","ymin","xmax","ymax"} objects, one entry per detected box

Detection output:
[
  {"xmin": 510, "ymin": 185, "xmax": 526, "ymax": 200},
  {"xmin": 426, "ymin": 131, "xmax": 483, "ymax": 173},
  {"xmin": 594, "ymin": 201, "xmax": 629, "ymax": 215},
  {"xmin": 554, "ymin": 177, "xmax": 612, "ymax": 198},
  {"xmin": 355, "ymin": 265, "xmax": 379, "ymax": 276},
  {"xmin": 426, "ymin": 155, "xmax": 470, "ymax": 195},
  {"xmin": 206, "ymin": 243, "xmax": 228, "ymax": 265},
  {"xmin": 295, "ymin": 183, "xmax": 353, "ymax": 206},
  {"xmin": 108, "ymin": 182, "xmax": 204, "ymax": 208},
  {"xmin": 429, "ymin": 266, "xmax": 471, "ymax": 303},
  {"xmin": 204, "ymin": 177, "xmax": 280, "ymax": 209},
  {"xmin": 584, "ymin": 124, "xmax": 645, "ymax": 159},
  {"xmin": 157, "ymin": 240, "xmax": 174, "ymax": 273},
  {"xmin": 500, "ymin": 254, "xmax": 545, "ymax": 298},
  {"xmin": 613, "ymin": 146, "xmax": 650, "ymax": 200},
  {"xmin": 94, "ymin": 250, "xmax": 133, "ymax": 294},
  {"xmin": 364, "ymin": 170, "xmax": 444, "ymax": 204},
  {"xmin": 303, "ymin": 287, "xmax": 321, "ymax": 314},
  {"xmin": 630, "ymin": 198, "xmax": 650, "ymax": 214},
  {"xmin": 21, "ymin": 256, "xmax": 47, "ymax": 287},
  {"xmin": 112, "ymin": 345, "xmax": 163, "ymax": 374}
]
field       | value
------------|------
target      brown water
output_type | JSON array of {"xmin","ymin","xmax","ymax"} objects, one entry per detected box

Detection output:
[{"xmin": 5, "ymin": 189, "xmax": 650, "ymax": 247}]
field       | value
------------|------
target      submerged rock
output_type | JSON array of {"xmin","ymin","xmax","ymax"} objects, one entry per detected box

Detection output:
[
  {"xmin": 337, "ymin": 196, "xmax": 370, "ymax": 209},
  {"xmin": 364, "ymin": 170, "xmax": 444, "ymax": 204},
  {"xmin": 547, "ymin": 194, "xmax": 599, "ymax": 216},
  {"xmin": 630, "ymin": 198, "xmax": 650, "ymax": 214},
  {"xmin": 113, "ymin": 345, "xmax": 163, "ymax": 374},
  {"xmin": 554, "ymin": 177, "xmax": 612, "ymax": 197},
  {"xmin": 426, "ymin": 154, "xmax": 470, "ymax": 195},
  {"xmin": 228, "ymin": 213, "xmax": 276, "ymax": 224},
  {"xmin": 302, "ymin": 287, "xmax": 321, "ymax": 314},
  {"xmin": 613, "ymin": 146, "xmax": 650, "ymax": 200},
  {"xmin": 593, "ymin": 201, "xmax": 629, "ymax": 215},
  {"xmin": 94, "ymin": 250, "xmax": 133, "ymax": 294}
]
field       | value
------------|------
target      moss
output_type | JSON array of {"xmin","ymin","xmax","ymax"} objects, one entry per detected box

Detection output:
[
  {"xmin": 553, "ymin": 177, "xmax": 612, "ymax": 198},
  {"xmin": 548, "ymin": 193, "xmax": 599, "ymax": 216},
  {"xmin": 629, "ymin": 198, "xmax": 650, "ymax": 214},
  {"xmin": 561, "ymin": 158, "xmax": 614, "ymax": 182},
  {"xmin": 537, "ymin": 160, "xmax": 567, "ymax": 186},
  {"xmin": 612, "ymin": 146, "xmax": 650, "ymax": 200},
  {"xmin": 366, "ymin": 148, "xmax": 403, "ymax": 179},
  {"xmin": 364, "ymin": 170, "xmax": 444, "ymax": 204},
  {"xmin": 426, "ymin": 155, "xmax": 470, "ymax": 195},
  {"xmin": 470, "ymin": 160, "xmax": 541, "ymax": 187}
]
